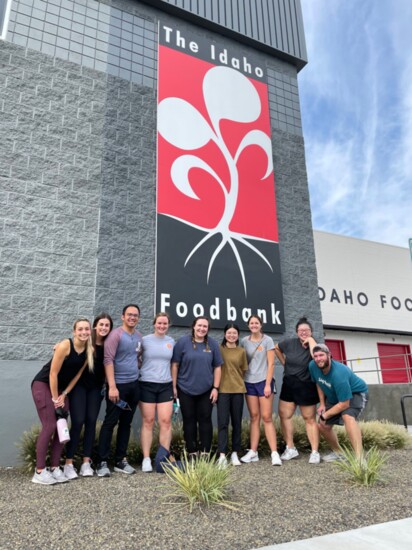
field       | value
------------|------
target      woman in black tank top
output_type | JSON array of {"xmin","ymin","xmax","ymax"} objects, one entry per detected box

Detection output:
[{"xmin": 31, "ymin": 318, "xmax": 94, "ymax": 485}]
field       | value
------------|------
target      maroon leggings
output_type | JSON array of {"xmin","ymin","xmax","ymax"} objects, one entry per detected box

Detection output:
[{"xmin": 32, "ymin": 381, "xmax": 69, "ymax": 469}]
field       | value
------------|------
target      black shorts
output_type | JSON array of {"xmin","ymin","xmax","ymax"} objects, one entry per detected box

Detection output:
[
  {"xmin": 325, "ymin": 392, "xmax": 369, "ymax": 426},
  {"xmin": 139, "ymin": 381, "xmax": 174, "ymax": 404},
  {"xmin": 279, "ymin": 376, "xmax": 319, "ymax": 407}
]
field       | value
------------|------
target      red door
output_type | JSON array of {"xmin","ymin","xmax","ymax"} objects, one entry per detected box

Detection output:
[
  {"xmin": 377, "ymin": 343, "xmax": 412, "ymax": 383},
  {"xmin": 325, "ymin": 339, "xmax": 347, "ymax": 364}
]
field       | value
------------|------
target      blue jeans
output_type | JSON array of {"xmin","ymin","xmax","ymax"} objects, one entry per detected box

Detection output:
[{"xmin": 98, "ymin": 380, "xmax": 140, "ymax": 463}]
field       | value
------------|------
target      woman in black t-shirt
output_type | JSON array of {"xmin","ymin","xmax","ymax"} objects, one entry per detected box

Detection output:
[{"xmin": 275, "ymin": 317, "xmax": 320, "ymax": 464}]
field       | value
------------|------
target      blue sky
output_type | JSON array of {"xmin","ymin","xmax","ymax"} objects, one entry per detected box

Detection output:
[{"xmin": 299, "ymin": 0, "xmax": 412, "ymax": 248}]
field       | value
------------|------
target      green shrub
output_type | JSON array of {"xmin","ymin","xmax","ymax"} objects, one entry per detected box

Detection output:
[
  {"xmin": 162, "ymin": 452, "xmax": 239, "ymax": 512},
  {"xmin": 333, "ymin": 445, "xmax": 389, "ymax": 486}
]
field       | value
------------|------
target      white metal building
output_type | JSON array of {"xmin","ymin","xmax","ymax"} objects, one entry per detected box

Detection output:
[{"xmin": 314, "ymin": 231, "xmax": 412, "ymax": 384}]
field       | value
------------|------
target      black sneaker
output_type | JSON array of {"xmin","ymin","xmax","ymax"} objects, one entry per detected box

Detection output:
[{"xmin": 114, "ymin": 459, "xmax": 136, "ymax": 475}]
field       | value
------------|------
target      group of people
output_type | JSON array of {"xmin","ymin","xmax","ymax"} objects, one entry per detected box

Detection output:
[{"xmin": 31, "ymin": 307, "xmax": 369, "ymax": 485}]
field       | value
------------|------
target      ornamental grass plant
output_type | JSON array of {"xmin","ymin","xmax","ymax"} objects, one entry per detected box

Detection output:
[
  {"xmin": 161, "ymin": 451, "xmax": 239, "ymax": 512},
  {"xmin": 356, "ymin": 420, "xmax": 411, "ymax": 449},
  {"xmin": 18, "ymin": 418, "xmax": 410, "ymax": 472},
  {"xmin": 333, "ymin": 445, "xmax": 389, "ymax": 486}
]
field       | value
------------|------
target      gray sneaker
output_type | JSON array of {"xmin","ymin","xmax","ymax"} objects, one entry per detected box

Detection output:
[
  {"xmin": 322, "ymin": 451, "xmax": 343, "ymax": 462},
  {"xmin": 31, "ymin": 468, "xmax": 57, "ymax": 485},
  {"xmin": 96, "ymin": 461, "xmax": 111, "ymax": 477},
  {"xmin": 114, "ymin": 459, "xmax": 136, "ymax": 475}
]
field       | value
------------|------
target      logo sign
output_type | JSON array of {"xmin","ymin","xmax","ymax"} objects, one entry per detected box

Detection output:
[{"xmin": 155, "ymin": 24, "xmax": 284, "ymax": 332}]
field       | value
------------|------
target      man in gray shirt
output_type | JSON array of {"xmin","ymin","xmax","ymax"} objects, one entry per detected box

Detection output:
[{"xmin": 96, "ymin": 304, "xmax": 143, "ymax": 477}]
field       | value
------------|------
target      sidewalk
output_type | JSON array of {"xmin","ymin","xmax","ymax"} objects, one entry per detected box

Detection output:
[{"xmin": 257, "ymin": 517, "xmax": 412, "ymax": 549}]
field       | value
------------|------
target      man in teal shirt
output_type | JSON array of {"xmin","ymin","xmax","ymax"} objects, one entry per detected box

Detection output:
[{"xmin": 309, "ymin": 344, "xmax": 368, "ymax": 461}]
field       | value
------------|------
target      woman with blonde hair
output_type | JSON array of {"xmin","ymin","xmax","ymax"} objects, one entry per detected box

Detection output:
[{"xmin": 31, "ymin": 318, "xmax": 94, "ymax": 485}]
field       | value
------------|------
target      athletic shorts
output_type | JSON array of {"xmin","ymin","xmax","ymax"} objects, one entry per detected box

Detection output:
[
  {"xmin": 139, "ymin": 381, "xmax": 174, "ymax": 404},
  {"xmin": 245, "ymin": 379, "xmax": 276, "ymax": 397},
  {"xmin": 279, "ymin": 376, "xmax": 319, "ymax": 407},
  {"xmin": 325, "ymin": 392, "xmax": 369, "ymax": 426}
]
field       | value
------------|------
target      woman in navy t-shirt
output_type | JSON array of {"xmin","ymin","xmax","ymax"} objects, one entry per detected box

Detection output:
[{"xmin": 171, "ymin": 316, "xmax": 222, "ymax": 456}]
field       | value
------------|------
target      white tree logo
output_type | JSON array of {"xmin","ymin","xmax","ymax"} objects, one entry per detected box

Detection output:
[{"xmin": 158, "ymin": 66, "xmax": 275, "ymax": 297}]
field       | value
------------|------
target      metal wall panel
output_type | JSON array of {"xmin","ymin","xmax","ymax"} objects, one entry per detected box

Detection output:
[{"xmin": 150, "ymin": 0, "xmax": 307, "ymax": 66}]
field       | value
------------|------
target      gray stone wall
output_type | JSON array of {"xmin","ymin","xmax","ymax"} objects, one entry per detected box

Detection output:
[
  {"xmin": 0, "ymin": 40, "xmax": 103, "ymax": 359},
  {"xmin": 1, "ymin": 0, "xmax": 323, "ymax": 355},
  {"xmin": 0, "ymin": 0, "xmax": 323, "ymax": 465}
]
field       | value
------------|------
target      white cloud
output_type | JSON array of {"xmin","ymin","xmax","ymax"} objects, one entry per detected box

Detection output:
[{"xmin": 299, "ymin": 0, "xmax": 412, "ymax": 247}]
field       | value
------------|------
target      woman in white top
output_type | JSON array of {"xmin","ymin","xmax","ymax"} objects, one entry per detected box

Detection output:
[
  {"xmin": 139, "ymin": 312, "xmax": 175, "ymax": 472},
  {"xmin": 240, "ymin": 315, "xmax": 281, "ymax": 466}
]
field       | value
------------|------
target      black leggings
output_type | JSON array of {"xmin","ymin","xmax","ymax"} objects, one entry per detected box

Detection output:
[
  {"xmin": 217, "ymin": 393, "xmax": 244, "ymax": 453},
  {"xmin": 178, "ymin": 387, "xmax": 213, "ymax": 453},
  {"xmin": 66, "ymin": 384, "xmax": 102, "ymax": 459}
]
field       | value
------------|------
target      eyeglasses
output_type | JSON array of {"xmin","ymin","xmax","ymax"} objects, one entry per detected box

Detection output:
[{"xmin": 126, "ymin": 314, "xmax": 139, "ymax": 318}]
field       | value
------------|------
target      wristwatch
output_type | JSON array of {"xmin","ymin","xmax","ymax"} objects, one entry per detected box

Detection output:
[{"xmin": 212, "ymin": 386, "xmax": 219, "ymax": 391}]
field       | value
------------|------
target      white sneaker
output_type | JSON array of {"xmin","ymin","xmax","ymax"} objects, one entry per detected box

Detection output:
[
  {"xmin": 280, "ymin": 447, "xmax": 299, "ymax": 461},
  {"xmin": 240, "ymin": 450, "xmax": 259, "ymax": 463},
  {"xmin": 63, "ymin": 464, "xmax": 78, "ymax": 480},
  {"xmin": 51, "ymin": 467, "xmax": 69, "ymax": 483},
  {"xmin": 271, "ymin": 451, "xmax": 282, "ymax": 466},
  {"xmin": 309, "ymin": 451, "xmax": 321, "ymax": 464},
  {"xmin": 322, "ymin": 451, "xmax": 343, "ymax": 462},
  {"xmin": 80, "ymin": 462, "xmax": 94, "ymax": 477},
  {"xmin": 217, "ymin": 455, "xmax": 228, "ymax": 467},
  {"xmin": 31, "ymin": 468, "xmax": 57, "ymax": 485},
  {"xmin": 230, "ymin": 452, "xmax": 241, "ymax": 466},
  {"xmin": 142, "ymin": 457, "xmax": 153, "ymax": 473}
]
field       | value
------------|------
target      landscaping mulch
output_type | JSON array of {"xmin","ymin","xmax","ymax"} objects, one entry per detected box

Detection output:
[{"xmin": 1, "ymin": 448, "xmax": 411, "ymax": 550}]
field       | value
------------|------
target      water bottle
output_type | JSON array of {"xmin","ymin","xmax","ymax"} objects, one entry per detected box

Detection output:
[
  {"xmin": 173, "ymin": 398, "xmax": 180, "ymax": 419},
  {"xmin": 55, "ymin": 407, "xmax": 70, "ymax": 443}
]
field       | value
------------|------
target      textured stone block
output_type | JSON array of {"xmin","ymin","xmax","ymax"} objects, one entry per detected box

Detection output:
[{"xmin": 0, "ymin": 3, "xmax": 323, "ymax": 363}]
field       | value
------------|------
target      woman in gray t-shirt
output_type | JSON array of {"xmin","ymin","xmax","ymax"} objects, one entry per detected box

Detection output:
[{"xmin": 240, "ymin": 315, "xmax": 282, "ymax": 466}]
